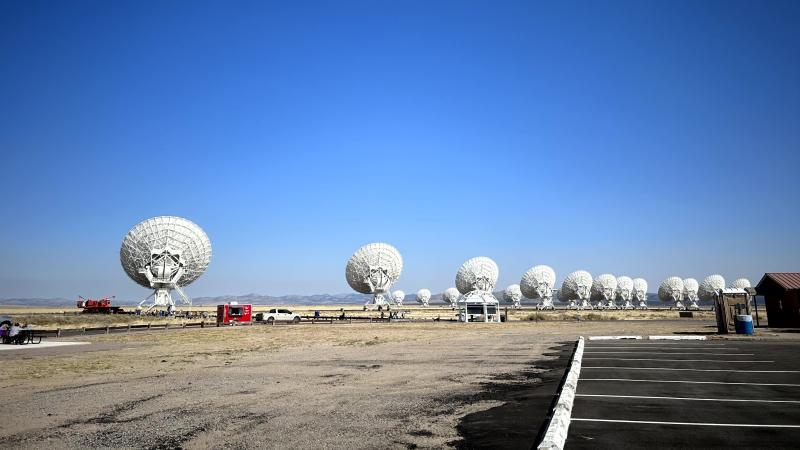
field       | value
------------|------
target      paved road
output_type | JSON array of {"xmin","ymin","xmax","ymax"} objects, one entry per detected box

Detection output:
[{"xmin": 566, "ymin": 340, "xmax": 800, "ymax": 449}]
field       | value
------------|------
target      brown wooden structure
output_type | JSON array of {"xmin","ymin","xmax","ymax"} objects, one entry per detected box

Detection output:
[
  {"xmin": 714, "ymin": 289, "xmax": 751, "ymax": 334},
  {"xmin": 755, "ymin": 273, "xmax": 800, "ymax": 328}
]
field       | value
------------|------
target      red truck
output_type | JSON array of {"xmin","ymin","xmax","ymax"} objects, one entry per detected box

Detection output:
[{"xmin": 76, "ymin": 296, "xmax": 124, "ymax": 314}]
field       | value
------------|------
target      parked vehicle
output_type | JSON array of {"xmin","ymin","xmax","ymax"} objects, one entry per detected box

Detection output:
[{"xmin": 256, "ymin": 308, "xmax": 301, "ymax": 324}]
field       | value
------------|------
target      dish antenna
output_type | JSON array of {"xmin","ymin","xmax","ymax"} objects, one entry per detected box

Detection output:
[
  {"xmin": 632, "ymin": 278, "xmax": 648, "ymax": 309},
  {"xmin": 345, "ymin": 243, "xmax": 403, "ymax": 308},
  {"xmin": 520, "ymin": 265, "xmax": 556, "ymax": 310},
  {"xmin": 503, "ymin": 284, "xmax": 523, "ymax": 309},
  {"xmin": 659, "ymin": 277, "xmax": 685, "ymax": 310},
  {"xmin": 455, "ymin": 257, "xmax": 500, "ymax": 322},
  {"xmin": 443, "ymin": 287, "xmax": 460, "ymax": 309},
  {"xmin": 120, "ymin": 216, "xmax": 212, "ymax": 312},
  {"xmin": 392, "ymin": 290, "xmax": 406, "ymax": 306},
  {"xmin": 729, "ymin": 278, "xmax": 751, "ymax": 289},
  {"xmin": 616, "ymin": 276, "xmax": 634, "ymax": 310},
  {"xmin": 699, "ymin": 274, "xmax": 726, "ymax": 302},
  {"xmin": 416, "ymin": 289, "xmax": 431, "ymax": 307},
  {"xmin": 683, "ymin": 278, "xmax": 700, "ymax": 310},
  {"xmin": 562, "ymin": 270, "xmax": 593, "ymax": 310},
  {"xmin": 592, "ymin": 274, "xmax": 618, "ymax": 309}
]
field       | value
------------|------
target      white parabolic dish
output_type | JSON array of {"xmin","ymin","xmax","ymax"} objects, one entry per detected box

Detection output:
[
  {"xmin": 120, "ymin": 216, "xmax": 212, "ymax": 288},
  {"xmin": 699, "ymin": 274, "xmax": 726, "ymax": 300},
  {"xmin": 345, "ymin": 243, "xmax": 403, "ymax": 294},
  {"xmin": 658, "ymin": 276, "xmax": 684, "ymax": 302},
  {"xmin": 520, "ymin": 265, "xmax": 556, "ymax": 300},
  {"xmin": 456, "ymin": 257, "xmax": 499, "ymax": 294},
  {"xmin": 561, "ymin": 270, "xmax": 593, "ymax": 300},
  {"xmin": 443, "ymin": 287, "xmax": 460, "ymax": 304}
]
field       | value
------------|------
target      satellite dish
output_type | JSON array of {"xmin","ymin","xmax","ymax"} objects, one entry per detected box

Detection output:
[
  {"xmin": 616, "ymin": 276, "xmax": 634, "ymax": 310},
  {"xmin": 120, "ymin": 216, "xmax": 212, "ymax": 310},
  {"xmin": 591, "ymin": 274, "xmax": 618, "ymax": 309},
  {"xmin": 561, "ymin": 270, "xmax": 593, "ymax": 310},
  {"xmin": 455, "ymin": 257, "xmax": 499, "ymax": 294},
  {"xmin": 443, "ymin": 287, "xmax": 460, "ymax": 308},
  {"xmin": 391, "ymin": 290, "xmax": 406, "ymax": 306},
  {"xmin": 345, "ymin": 243, "xmax": 403, "ymax": 307},
  {"xmin": 455, "ymin": 256, "xmax": 500, "ymax": 323},
  {"xmin": 416, "ymin": 289, "xmax": 431, "ymax": 307},
  {"xmin": 520, "ymin": 265, "xmax": 556, "ymax": 310},
  {"xmin": 503, "ymin": 284, "xmax": 523, "ymax": 309},
  {"xmin": 699, "ymin": 274, "xmax": 725, "ymax": 301},
  {"xmin": 729, "ymin": 278, "xmax": 751, "ymax": 289},
  {"xmin": 683, "ymin": 278, "xmax": 700, "ymax": 310},
  {"xmin": 632, "ymin": 278, "xmax": 648, "ymax": 309},
  {"xmin": 658, "ymin": 277, "xmax": 685, "ymax": 309}
]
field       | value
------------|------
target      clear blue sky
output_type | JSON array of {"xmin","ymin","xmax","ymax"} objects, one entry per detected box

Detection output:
[{"xmin": 1, "ymin": 0, "xmax": 798, "ymax": 300}]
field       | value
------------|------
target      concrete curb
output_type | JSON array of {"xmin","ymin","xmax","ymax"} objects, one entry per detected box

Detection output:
[
  {"xmin": 648, "ymin": 335, "xmax": 707, "ymax": 340},
  {"xmin": 537, "ymin": 336, "xmax": 584, "ymax": 450},
  {"xmin": 588, "ymin": 335, "xmax": 642, "ymax": 341}
]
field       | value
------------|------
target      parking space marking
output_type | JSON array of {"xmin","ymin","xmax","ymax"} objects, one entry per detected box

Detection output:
[
  {"xmin": 584, "ymin": 352, "xmax": 752, "ymax": 355},
  {"xmin": 570, "ymin": 418, "xmax": 800, "ymax": 428},
  {"xmin": 575, "ymin": 394, "xmax": 800, "ymax": 403},
  {"xmin": 583, "ymin": 366, "xmax": 800, "ymax": 373},
  {"xmin": 580, "ymin": 378, "xmax": 800, "ymax": 387},
  {"xmin": 583, "ymin": 358, "xmax": 772, "ymax": 363}
]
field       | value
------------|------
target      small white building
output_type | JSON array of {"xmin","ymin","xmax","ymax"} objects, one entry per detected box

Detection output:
[{"xmin": 458, "ymin": 291, "xmax": 501, "ymax": 323}]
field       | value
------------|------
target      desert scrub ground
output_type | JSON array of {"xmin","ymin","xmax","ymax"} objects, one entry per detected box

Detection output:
[{"xmin": 1, "ymin": 304, "xmax": 726, "ymax": 329}]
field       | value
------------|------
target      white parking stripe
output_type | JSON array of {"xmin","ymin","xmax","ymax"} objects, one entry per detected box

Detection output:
[
  {"xmin": 580, "ymin": 378, "xmax": 800, "ymax": 387},
  {"xmin": 575, "ymin": 394, "xmax": 800, "ymax": 403},
  {"xmin": 583, "ymin": 367, "xmax": 800, "ymax": 373},
  {"xmin": 585, "ymin": 347, "xmax": 737, "ymax": 351},
  {"xmin": 570, "ymin": 418, "xmax": 800, "ymax": 428},
  {"xmin": 587, "ymin": 342, "xmax": 727, "ymax": 345},
  {"xmin": 584, "ymin": 352, "xmax": 752, "ymax": 356},
  {"xmin": 583, "ymin": 358, "xmax": 772, "ymax": 363}
]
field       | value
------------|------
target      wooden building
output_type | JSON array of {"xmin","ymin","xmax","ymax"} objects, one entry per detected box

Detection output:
[{"xmin": 755, "ymin": 273, "xmax": 800, "ymax": 328}]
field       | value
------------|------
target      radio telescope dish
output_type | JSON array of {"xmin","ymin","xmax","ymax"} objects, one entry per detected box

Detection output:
[
  {"xmin": 659, "ymin": 277, "xmax": 685, "ymax": 310},
  {"xmin": 503, "ymin": 284, "xmax": 523, "ymax": 309},
  {"xmin": 616, "ymin": 276, "xmax": 634, "ymax": 310},
  {"xmin": 456, "ymin": 257, "xmax": 499, "ymax": 294},
  {"xmin": 443, "ymin": 287, "xmax": 460, "ymax": 308},
  {"xmin": 562, "ymin": 270, "xmax": 593, "ymax": 310},
  {"xmin": 120, "ymin": 216, "xmax": 212, "ymax": 311},
  {"xmin": 345, "ymin": 243, "xmax": 403, "ymax": 307},
  {"xmin": 730, "ymin": 278, "xmax": 751, "ymax": 289},
  {"xmin": 391, "ymin": 290, "xmax": 406, "ymax": 306},
  {"xmin": 520, "ymin": 265, "xmax": 556, "ymax": 310},
  {"xmin": 683, "ymin": 278, "xmax": 700, "ymax": 310},
  {"xmin": 416, "ymin": 289, "xmax": 431, "ymax": 307},
  {"xmin": 632, "ymin": 278, "xmax": 648, "ymax": 309},
  {"xmin": 455, "ymin": 257, "xmax": 500, "ymax": 323},
  {"xmin": 591, "ymin": 274, "xmax": 618, "ymax": 309},
  {"xmin": 699, "ymin": 274, "xmax": 725, "ymax": 301}
]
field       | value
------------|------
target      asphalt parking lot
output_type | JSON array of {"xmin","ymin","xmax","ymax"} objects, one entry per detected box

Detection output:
[{"xmin": 565, "ymin": 339, "xmax": 800, "ymax": 449}]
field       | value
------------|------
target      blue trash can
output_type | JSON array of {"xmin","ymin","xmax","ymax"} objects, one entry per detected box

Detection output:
[{"xmin": 735, "ymin": 314, "xmax": 754, "ymax": 335}]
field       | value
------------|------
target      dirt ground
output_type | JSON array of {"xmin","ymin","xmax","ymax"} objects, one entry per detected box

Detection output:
[{"xmin": 0, "ymin": 320, "xmax": 716, "ymax": 449}]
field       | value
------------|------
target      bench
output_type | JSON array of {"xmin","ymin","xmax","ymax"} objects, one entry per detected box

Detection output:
[{"xmin": 1, "ymin": 330, "xmax": 46, "ymax": 345}]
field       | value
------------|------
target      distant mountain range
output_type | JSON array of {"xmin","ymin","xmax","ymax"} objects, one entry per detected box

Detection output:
[{"xmin": 0, "ymin": 292, "xmax": 680, "ymax": 307}]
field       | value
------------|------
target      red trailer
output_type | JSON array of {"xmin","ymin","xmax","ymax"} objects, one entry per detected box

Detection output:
[{"xmin": 217, "ymin": 302, "xmax": 252, "ymax": 325}]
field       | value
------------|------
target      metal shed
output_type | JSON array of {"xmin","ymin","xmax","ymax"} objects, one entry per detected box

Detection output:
[{"xmin": 755, "ymin": 273, "xmax": 800, "ymax": 328}]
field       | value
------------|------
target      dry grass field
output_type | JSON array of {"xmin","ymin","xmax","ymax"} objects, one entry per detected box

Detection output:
[
  {"xmin": 0, "ymin": 304, "xmax": 724, "ymax": 329},
  {"xmin": 0, "ymin": 317, "xmax": 717, "ymax": 449}
]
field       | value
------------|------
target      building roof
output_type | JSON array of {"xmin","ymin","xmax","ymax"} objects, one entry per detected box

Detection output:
[{"xmin": 757, "ymin": 273, "xmax": 800, "ymax": 290}]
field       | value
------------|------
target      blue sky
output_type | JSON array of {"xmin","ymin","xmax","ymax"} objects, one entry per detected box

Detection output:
[{"xmin": 1, "ymin": 0, "xmax": 798, "ymax": 300}]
